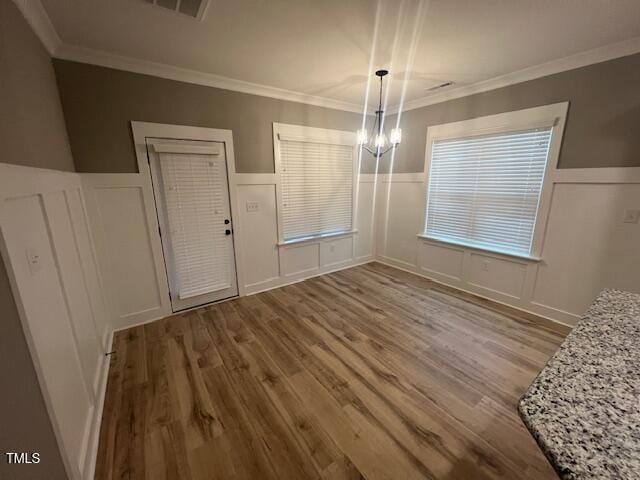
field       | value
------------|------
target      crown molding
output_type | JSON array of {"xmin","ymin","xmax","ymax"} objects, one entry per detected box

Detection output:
[
  {"xmin": 15, "ymin": 0, "xmax": 640, "ymax": 117},
  {"xmin": 54, "ymin": 44, "xmax": 367, "ymax": 114},
  {"xmin": 390, "ymin": 35, "xmax": 640, "ymax": 114},
  {"xmin": 14, "ymin": 0, "xmax": 366, "ymax": 114},
  {"xmin": 11, "ymin": 0, "xmax": 61, "ymax": 56}
]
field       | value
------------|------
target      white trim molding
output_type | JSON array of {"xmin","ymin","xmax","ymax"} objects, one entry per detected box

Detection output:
[
  {"xmin": 421, "ymin": 102, "xmax": 569, "ymax": 259},
  {"xmin": 274, "ymin": 123, "xmax": 358, "ymax": 147},
  {"xmin": 11, "ymin": 0, "xmax": 61, "ymax": 55},
  {"xmin": 273, "ymin": 122, "xmax": 359, "ymax": 245},
  {"xmin": 552, "ymin": 166, "xmax": 640, "ymax": 184},
  {"xmin": 278, "ymin": 230, "xmax": 359, "ymax": 247},
  {"xmin": 374, "ymin": 172, "xmax": 426, "ymax": 183},
  {"xmin": 131, "ymin": 121, "xmax": 246, "ymax": 305}
]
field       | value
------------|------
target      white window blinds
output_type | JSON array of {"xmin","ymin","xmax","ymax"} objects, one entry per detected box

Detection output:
[
  {"xmin": 424, "ymin": 127, "xmax": 553, "ymax": 257},
  {"xmin": 280, "ymin": 139, "xmax": 354, "ymax": 241},
  {"xmin": 159, "ymin": 152, "xmax": 231, "ymax": 299}
]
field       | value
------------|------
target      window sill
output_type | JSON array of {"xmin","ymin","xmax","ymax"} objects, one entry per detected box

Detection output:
[
  {"xmin": 416, "ymin": 234, "xmax": 542, "ymax": 262},
  {"xmin": 279, "ymin": 230, "xmax": 358, "ymax": 247}
]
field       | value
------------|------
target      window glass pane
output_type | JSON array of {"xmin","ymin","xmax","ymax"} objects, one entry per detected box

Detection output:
[
  {"xmin": 424, "ymin": 127, "xmax": 552, "ymax": 256},
  {"xmin": 280, "ymin": 140, "xmax": 354, "ymax": 241}
]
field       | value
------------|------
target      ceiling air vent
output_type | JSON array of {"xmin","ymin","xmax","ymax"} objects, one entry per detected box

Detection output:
[
  {"xmin": 426, "ymin": 81, "xmax": 455, "ymax": 92},
  {"xmin": 142, "ymin": 0, "xmax": 211, "ymax": 20}
]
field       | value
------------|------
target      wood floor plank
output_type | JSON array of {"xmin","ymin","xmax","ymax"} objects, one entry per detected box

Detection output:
[
  {"xmin": 200, "ymin": 365, "xmax": 278, "ymax": 480},
  {"xmin": 237, "ymin": 338, "xmax": 344, "ymax": 472},
  {"xmin": 95, "ymin": 262, "xmax": 567, "ymax": 479}
]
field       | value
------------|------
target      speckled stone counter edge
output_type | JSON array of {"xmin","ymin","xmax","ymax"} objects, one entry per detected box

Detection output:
[{"xmin": 518, "ymin": 289, "xmax": 640, "ymax": 479}]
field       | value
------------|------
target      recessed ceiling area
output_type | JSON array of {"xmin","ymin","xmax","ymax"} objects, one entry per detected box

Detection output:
[{"xmin": 40, "ymin": 0, "xmax": 640, "ymax": 109}]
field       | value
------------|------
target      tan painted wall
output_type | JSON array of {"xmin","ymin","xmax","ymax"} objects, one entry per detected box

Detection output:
[
  {"xmin": 54, "ymin": 53, "xmax": 640, "ymax": 176},
  {"xmin": 53, "ymin": 60, "xmax": 373, "ymax": 174},
  {"xmin": 383, "ymin": 52, "xmax": 640, "ymax": 173},
  {"xmin": 0, "ymin": 1, "xmax": 72, "ymax": 478},
  {"xmin": 0, "ymin": 1, "xmax": 74, "ymax": 172}
]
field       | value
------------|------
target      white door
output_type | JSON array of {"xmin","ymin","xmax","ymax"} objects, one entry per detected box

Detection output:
[{"xmin": 146, "ymin": 138, "xmax": 238, "ymax": 311}]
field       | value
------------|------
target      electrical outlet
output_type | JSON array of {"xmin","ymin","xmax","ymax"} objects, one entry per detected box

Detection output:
[
  {"xmin": 623, "ymin": 209, "xmax": 640, "ymax": 224},
  {"xmin": 481, "ymin": 260, "xmax": 490, "ymax": 272},
  {"xmin": 246, "ymin": 201, "xmax": 259, "ymax": 213}
]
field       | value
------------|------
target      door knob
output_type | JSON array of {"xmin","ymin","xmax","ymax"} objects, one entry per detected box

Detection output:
[
  {"xmin": 225, "ymin": 229, "xmax": 232, "ymax": 236},
  {"xmin": 224, "ymin": 219, "xmax": 230, "ymax": 225}
]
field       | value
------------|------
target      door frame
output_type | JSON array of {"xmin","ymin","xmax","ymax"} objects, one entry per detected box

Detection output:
[{"xmin": 131, "ymin": 122, "xmax": 246, "ymax": 318}]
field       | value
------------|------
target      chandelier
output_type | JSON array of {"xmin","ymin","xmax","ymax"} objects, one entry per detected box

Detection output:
[{"xmin": 357, "ymin": 69, "xmax": 402, "ymax": 158}]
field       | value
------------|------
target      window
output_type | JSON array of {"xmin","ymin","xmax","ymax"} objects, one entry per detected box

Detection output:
[
  {"xmin": 274, "ymin": 124, "xmax": 358, "ymax": 243},
  {"xmin": 422, "ymin": 103, "xmax": 567, "ymax": 258}
]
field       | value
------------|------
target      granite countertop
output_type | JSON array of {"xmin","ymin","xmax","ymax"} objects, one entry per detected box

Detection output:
[{"xmin": 519, "ymin": 289, "xmax": 640, "ymax": 479}]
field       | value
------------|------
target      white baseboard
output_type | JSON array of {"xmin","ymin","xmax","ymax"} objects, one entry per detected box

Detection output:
[
  {"xmin": 108, "ymin": 252, "xmax": 570, "ymax": 335},
  {"xmin": 245, "ymin": 256, "xmax": 375, "ymax": 296},
  {"xmin": 109, "ymin": 256, "xmax": 377, "ymax": 335},
  {"xmin": 374, "ymin": 256, "xmax": 575, "ymax": 329},
  {"xmin": 83, "ymin": 330, "xmax": 113, "ymax": 480}
]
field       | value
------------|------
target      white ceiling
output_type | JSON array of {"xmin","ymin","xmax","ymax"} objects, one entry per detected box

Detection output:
[{"xmin": 39, "ymin": 0, "xmax": 640, "ymax": 111}]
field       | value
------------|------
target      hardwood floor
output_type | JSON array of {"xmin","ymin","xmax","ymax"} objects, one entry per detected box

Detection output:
[{"xmin": 95, "ymin": 262, "xmax": 569, "ymax": 480}]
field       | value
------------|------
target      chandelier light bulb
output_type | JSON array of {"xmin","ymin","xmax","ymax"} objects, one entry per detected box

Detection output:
[
  {"xmin": 390, "ymin": 127, "xmax": 402, "ymax": 145},
  {"xmin": 374, "ymin": 133, "xmax": 387, "ymax": 148},
  {"xmin": 356, "ymin": 128, "xmax": 368, "ymax": 145}
]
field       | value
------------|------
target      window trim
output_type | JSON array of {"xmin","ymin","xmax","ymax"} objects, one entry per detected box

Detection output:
[
  {"xmin": 273, "ymin": 123, "xmax": 359, "ymax": 245},
  {"xmin": 278, "ymin": 229, "xmax": 359, "ymax": 247},
  {"xmin": 421, "ymin": 102, "xmax": 569, "ymax": 259}
]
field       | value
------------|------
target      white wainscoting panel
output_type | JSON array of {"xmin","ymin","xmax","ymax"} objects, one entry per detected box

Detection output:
[
  {"xmin": 355, "ymin": 179, "xmax": 375, "ymax": 260},
  {"xmin": 236, "ymin": 175, "xmax": 375, "ymax": 295},
  {"xmin": 532, "ymin": 183, "xmax": 640, "ymax": 316},
  {"xmin": 467, "ymin": 252, "xmax": 528, "ymax": 300},
  {"xmin": 320, "ymin": 235, "xmax": 354, "ymax": 268},
  {"xmin": 376, "ymin": 180, "xmax": 424, "ymax": 267},
  {"xmin": 0, "ymin": 163, "xmax": 112, "ymax": 480},
  {"xmin": 94, "ymin": 187, "xmax": 160, "ymax": 316},
  {"xmin": 281, "ymin": 242, "xmax": 321, "ymax": 277},
  {"xmin": 82, "ymin": 174, "xmax": 171, "ymax": 329},
  {"xmin": 2, "ymin": 194, "xmax": 94, "ymax": 479},
  {"xmin": 417, "ymin": 241, "xmax": 464, "ymax": 281},
  {"xmin": 235, "ymin": 184, "xmax": 280, "ymax": 290},
  {"xmin": 65, "ymin": 188, "xmax": 111, "ymax": 349},
  {"xmin": 42, "ymin": 190, "xmax": 102, "ymax": 397}
]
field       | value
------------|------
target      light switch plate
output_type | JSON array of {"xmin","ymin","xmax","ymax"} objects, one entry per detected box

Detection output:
[
  {"xmin": 246, "ymin": 201, "xmax": 259, "ymax": 213},
  {"xmin": 623, "ymin": 209, "xmax": 640, "ymax": 224},
  {"xmin": 26, "ymin": 247, "xmax": 42, "ymax": 275}
]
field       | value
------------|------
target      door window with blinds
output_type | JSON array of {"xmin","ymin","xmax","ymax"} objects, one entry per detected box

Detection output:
[
  {"xmin": 423, "ymin": 105, "xmax": 566, "ymax": 258},
  {"xmin": 147, "ymin": 139, "xmax": 238, "ymax": 312},
  {"xmin": 274, "ymin": 124, "xmax": 357, "ymax": 243}
]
